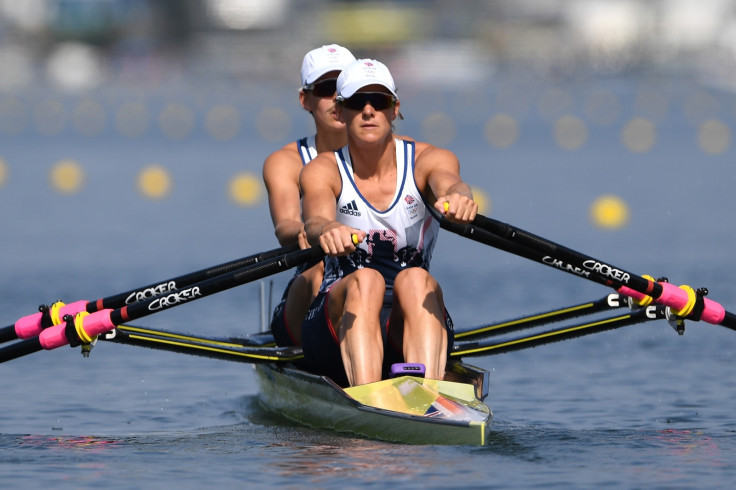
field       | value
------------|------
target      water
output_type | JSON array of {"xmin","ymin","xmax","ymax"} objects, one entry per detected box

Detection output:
[{"xmin": 2, "ymin": 74, "xmax": 736, "ymax": 488}]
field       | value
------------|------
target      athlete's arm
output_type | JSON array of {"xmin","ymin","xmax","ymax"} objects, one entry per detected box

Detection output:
[
  {"xmin": 263, "ymin": 144, "xmax": 309, "ymax": 248},
  {"xmin": 415, "ymin": 142, "xmax": 477, "ymax": 223},
  {"xmin": 301, "ymin": 154, "xmax": 365, "ymax": 255}
]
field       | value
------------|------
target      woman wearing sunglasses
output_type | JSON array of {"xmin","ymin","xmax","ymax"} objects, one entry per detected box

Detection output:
[
  {"xmin": 301, "ymin": 59, "xmax": 478, "ymax": 387},
  {"xmin": 262, "ymin": 44, "xmax": 356, "ymax": 348}
]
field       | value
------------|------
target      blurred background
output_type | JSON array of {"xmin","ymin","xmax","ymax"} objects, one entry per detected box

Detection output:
[{"xmin": 1, "ymin": 0, "xmax": 735, "ymax": 331}]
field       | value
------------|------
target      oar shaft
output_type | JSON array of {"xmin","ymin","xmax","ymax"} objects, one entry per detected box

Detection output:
[
  {"xmin": 39, "ymin": 247, "xmax": 324, "ymax": 352},
  {"xmin": 472, "ymin": 214, "xmax": 657, "ymax": 294},
  {"xmin": 0, "ymin": 325, "xmax": 18, "ymax": 344},
  {"xmin": 88, "ymin": 244, "xmax": 297, "ymax": 312},
  {"xmin": 0, "ymin": 338, "xmax": 42, "ymax": 363},
  {"xmin": 442, "ymin": 211, "xmax": 735, "ymax": 329},
  {"xmin": 1, "ymin": 244, "xmax": 298, "ymax": 344},
  {"xmin": 438, "ymin": 217, "xmax": 611, "ymax": 289}
]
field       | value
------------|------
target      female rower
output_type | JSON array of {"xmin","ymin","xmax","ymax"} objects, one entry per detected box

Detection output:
[
  {"xmin": 300, "ymin": 59, "xmax": 477, "ymax": 386},
  {"xmin": 262, "ymin": 44, "xmax": 356, "ymax": 346}
]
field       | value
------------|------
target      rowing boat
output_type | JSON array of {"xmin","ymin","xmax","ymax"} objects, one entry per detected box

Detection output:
[
  {"xmin": 95, "ymin": 323, "xmax": 496, "ymax": 444},
  {"xmin": 254, "ymin": 359, "xmax": 492, "ymax": 445},
  {"xmin": 87, "ymin": 293, "xmax": 671, "ymax": 446}
]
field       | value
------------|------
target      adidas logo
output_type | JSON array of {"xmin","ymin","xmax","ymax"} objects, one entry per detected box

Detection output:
[{"xmin": 339, "ymin": 200, "xmax": 361, "ymax": 217}]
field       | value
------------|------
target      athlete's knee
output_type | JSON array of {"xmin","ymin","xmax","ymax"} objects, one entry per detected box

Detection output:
[
  {"xmin": 300, "ymin": 263, "xmax": 325, "ymax": 294},
  {"xmin": 345, "ymin": 268, "xmax": 385, "ymax": 302},
  {"xmin": 301, "ymin": 261, "xmax": 324, "ymax": 283},
  {"xmin": 395, "ymin": 268, "xmax": 438, "ymax": 296}
]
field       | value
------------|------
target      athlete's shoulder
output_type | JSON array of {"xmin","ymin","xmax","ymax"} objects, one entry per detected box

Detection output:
[
  {"xmin": 264, "ymin": 141, "xmax": 301, "ymax": 167},
  {"xmin": 304, "ymin": 150, "xmax": 338, "ymax": 173}
]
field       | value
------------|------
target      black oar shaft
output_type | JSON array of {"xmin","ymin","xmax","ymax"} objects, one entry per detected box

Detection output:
[
  {"xmin": 111, "ymin": 247, "xmax": 318, "ymax": 325},
  {"xmin": 0, "ymin": 244, "xmax": 297, "ymax": 344},
  {"xmin": 0, "ymin": 325, "xmax": 17, "ymax": 344},
  {"xmin": 438, "ymin": 211, "xmax": 735, "ymax": 330},
  {"xmin": 472, "ymin": 214, "xmax": 657, "ymax": 294},
  {"xmin": 438, "ymin": 218, "xmax": 611, "ymax": 289},
  {"xmin": 0, "ymin": 246, "xmax": 322, "ymax": 363},
  {"xmin": 0, "ymin": 338, "xmax": 42, "ymax": 363},
  {"xmin": 90, "ymin": 244, "xmax": 297, "ymax": 312}
]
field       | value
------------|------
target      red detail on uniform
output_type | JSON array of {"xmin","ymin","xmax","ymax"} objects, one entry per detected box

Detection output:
[{"xmin": 323, "ymin": 289, "xmax": 340, "ymax": 345}]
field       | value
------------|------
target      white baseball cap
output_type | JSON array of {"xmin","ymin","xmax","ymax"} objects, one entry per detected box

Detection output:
[
  {"xmin": 336, "ymin": 59, "xmax": 398, "ymax": 100},
  {"xmin": 301, "ymin": 44, "xmax": 356, "ymax": 87}
]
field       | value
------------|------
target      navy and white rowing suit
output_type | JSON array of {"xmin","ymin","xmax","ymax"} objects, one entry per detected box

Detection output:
[
  {"xmin": 320, "ymin": 138, "xmax": 440, "ymax": 293},
  {"xmin": 269, "ymin": 135, "xmax": 320, "ymax": 347},
  {"xmin": 302, "ymin": 138, "xmax": 453, "ymax": 386},
  {"xmin": 296, "ymin": 135, "xmax": 318, "ymax": 164}
]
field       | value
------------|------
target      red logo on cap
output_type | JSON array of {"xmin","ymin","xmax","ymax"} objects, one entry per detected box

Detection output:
[
  {"xmin": 328, "ymin": 48, "xmax": 336, "ymax": 53},
  {"xmin": 364, "ymin": 62, "xmax": 373, "ymax": 66}
]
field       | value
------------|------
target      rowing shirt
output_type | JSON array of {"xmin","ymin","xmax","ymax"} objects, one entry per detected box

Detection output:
[
  {"xmin": 297, "ymin": 135, "xmax": 318, "ymax": 165},
  {"xmin": 320, "ymin": 138, "xmax": 439, "ymax": 296}
]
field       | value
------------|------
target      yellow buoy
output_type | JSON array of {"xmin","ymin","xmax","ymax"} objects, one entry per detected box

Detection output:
[
  {"xmin": 50, "ymin": 159, "xmax": 85, "ymax": 194},
  {"xmin": 590, "ymin": 195, "xmax": 629, "ymax": 229},
  {"xmin": 229, "ymin": 173, "xmax": 261, "ymax": 206},
  {"xmin": 471, "ymin": 187, "xmax": 491, "ymax": 215},
  {"xmin": 0, "ymin": 157, "xmax": 7, "ymax": 187},
  {"xmin": 138, "ymin": 165, "xmax": 171, "ymax": 199}
]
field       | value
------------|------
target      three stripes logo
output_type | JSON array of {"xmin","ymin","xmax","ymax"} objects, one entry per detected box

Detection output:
[{"xmin": 339, "ymin": 200, "xmax": 361, "ymax": 217}]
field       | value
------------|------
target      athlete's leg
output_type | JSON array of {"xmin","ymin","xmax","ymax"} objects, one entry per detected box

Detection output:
[
  {"xmin": 283, "ymin": 261, "xmax": 324, "ymax": 345},
  {"xmin": 390, "ymin": 267, "xmax": 448, "ymax": 380},
  {"xmin": 327, "ymin": 268, "xmax": 385, "ymax": 386}
]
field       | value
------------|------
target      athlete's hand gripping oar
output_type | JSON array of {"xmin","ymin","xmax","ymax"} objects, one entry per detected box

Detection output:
[
  {"xmin": 434, "ymin": 206, "xmax": 736, "ymax": 330},
  {"xmin": 0, "ymin": 246, "xmax": 323, "ymax": 363},
  {"xmin": 0, "ymin": 244, "xmax": 298, "ymax": 344}
]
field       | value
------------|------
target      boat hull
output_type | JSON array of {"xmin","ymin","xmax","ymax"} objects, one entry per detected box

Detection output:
[{"xmin": 254, "ymin": 360, "xmax": 492, "ymax": 445}]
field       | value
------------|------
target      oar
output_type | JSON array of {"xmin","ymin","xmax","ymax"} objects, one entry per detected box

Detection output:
[
  {"xmin": 0, "ymin": 244, "xmax": 298, "ymax": 344},
  {"xmin": 98, "ymin": 326, "xmax": 302, "ymax": 364},
  {"xmin": 452, "ymin": 304, "xmax": 668, "ymax": 358},
  {"xmin": 0, "ymin": 246, "xmax": 323, "ymax": 363},
  {"xmin": 434, "ymin": 208, "xmax": 736, "ymax": 330},
  {"xmin": 454, "ymin": 293, "xmax": 628, "ymax": 340}
]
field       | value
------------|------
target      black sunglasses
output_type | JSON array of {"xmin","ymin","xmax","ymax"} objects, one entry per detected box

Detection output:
[
  {"xmin": 338, "ymin": 92, "xmax": 397, "ymax": 111},
  {"xmin": 303, "ymin": 78, "xmax": 338, "ymax": 97}
]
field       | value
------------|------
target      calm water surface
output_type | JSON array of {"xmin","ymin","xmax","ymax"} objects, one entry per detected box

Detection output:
[{"xmin": 1, "ymin": 75, "xmax": 736, "ymax": 488}]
